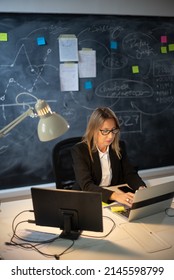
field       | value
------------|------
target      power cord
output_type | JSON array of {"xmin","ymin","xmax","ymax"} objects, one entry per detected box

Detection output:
[
  {"xmin": 5, "ymin": 210, "xmax": 116, "ymax": 259},
  {"xmin": 165, "ymin": 207, "xmax": 174, "ymax": 217},
  {"xmin": 5, "ymin": 209, "xmax": 75, "ymax": 259},
  {"xmin": 81, "ymin": 215, "xmax": 116, "ymax": 238}
]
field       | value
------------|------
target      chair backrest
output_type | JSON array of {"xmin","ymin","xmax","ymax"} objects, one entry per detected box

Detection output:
[{"xmin": 52, "ymin": 137, "xmax": 82, "ymax": 189}]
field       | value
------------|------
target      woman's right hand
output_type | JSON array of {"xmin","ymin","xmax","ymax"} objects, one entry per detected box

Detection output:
[{"xmin": 109, "ymin": 191, "xmax": 134, "ymax": 207}]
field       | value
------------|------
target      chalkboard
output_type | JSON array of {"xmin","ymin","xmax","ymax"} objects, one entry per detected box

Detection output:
[{"xmin": 0, "ymin": 13, "xmax": 174, "ymax": 190}]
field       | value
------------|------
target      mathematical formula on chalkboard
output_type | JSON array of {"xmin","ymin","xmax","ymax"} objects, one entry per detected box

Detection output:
[{"xmin": 0, "ymin": 13, "xmax": 174, "ymax": 189}]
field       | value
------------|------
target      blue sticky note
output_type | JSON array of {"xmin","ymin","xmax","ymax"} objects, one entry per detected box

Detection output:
[
  {"xmin": 110, "ymin": 41, "xmax": 118, "ymax": 49},
  {"xmin": 85, "ymin": 81, "xmax": 92, "ymax": 90},
  {"xmin": 37, "ymin": 37, "xmax": 46, "ymax": 46}
]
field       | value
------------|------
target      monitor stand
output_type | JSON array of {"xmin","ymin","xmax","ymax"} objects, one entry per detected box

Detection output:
[
  {"xmin": 59, "ymin": 229, "xmax": 82, "ymax": 240},
  {"xmin": 59, "ymin": 209, "xmax": 82, "ymax": 240}
]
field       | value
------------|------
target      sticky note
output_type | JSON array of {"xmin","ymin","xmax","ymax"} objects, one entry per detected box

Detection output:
[
  {"xmin": 37, "ymin": 37, "xmax": 46, "ymax": 46},
  {"xmin": 85, "ymin": 81, "xmax": 92, "ymax": 90},
  {"xmin": 0, "ymin": 33, "xmax": 8, "ymax": 41},
  {"xmin": 102, "ymin": 202, "xmax": 109, "ymax": 207},
  {"xmin": 161, "ymin": 35, "xmax": 167, "ymax": 43},
  {"xmin": 161, "ymin": 46, "xmax": 167, "ymax": 53},
  {"xmin": 168, "ymin": 44, "xmax": 174, "ymax": 52},
  {"xmin": 111, "ymin": 206, "xmax": 125, "ymax": 212},
  {"xmin": 110, "ymin": 41, "xmax": 118, "ymax": 49},
  {"xmin": 132, "ymin": 65, "xmax": 139, "ymax": 74}
]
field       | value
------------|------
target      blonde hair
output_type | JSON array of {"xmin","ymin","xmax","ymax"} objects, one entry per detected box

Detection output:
[{"xmin": 82, "ymin": 107, "xmax": 121, "ymax": 160}]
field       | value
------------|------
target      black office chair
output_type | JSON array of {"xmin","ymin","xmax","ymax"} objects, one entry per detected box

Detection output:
[{"xmin": 52, "ymin": 136, "xmax": 82, "ymax": 189}]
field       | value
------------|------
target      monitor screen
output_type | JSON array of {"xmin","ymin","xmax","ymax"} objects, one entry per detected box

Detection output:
[{"xmin": 31, "ymin": 187, "xmax": 103, "ymax": 240}]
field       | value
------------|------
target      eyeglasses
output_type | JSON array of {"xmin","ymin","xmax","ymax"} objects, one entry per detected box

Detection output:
[{"xmin": 99, "ymin": 128, "xmax": 120, "ymax": 135}]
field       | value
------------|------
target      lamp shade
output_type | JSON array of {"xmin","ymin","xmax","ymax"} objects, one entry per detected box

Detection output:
[{"xmin": 35, "ymin": 100, "xmax": 69, "ymax": 141}]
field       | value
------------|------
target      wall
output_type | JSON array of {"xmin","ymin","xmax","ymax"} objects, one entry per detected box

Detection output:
[
  {"xmin": 0, "ymin": 0, "xmax": 174, "ymax": 201},
  {"xmin": 1, "ymin": 0, "xmax": 174, "ymax": 17}
]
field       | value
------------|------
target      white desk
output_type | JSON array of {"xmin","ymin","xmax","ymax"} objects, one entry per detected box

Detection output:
[{"xmin": 0, "ymin": 196, "xmax": 174, "ymax": 260}]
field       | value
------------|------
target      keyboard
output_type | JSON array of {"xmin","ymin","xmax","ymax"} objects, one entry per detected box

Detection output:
[{"xmin": 119, "ymin": 208, "xmax": 130, "ymax": 218}]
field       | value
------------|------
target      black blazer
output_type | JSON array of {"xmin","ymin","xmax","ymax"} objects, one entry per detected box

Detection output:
[{"xmin": 71, "ymin": 141, "xmax": 146, "ymax": 203}]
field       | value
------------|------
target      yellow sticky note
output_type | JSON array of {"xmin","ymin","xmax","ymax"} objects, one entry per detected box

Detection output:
[
  {"xmin": 161, "ymin": 46, "xmax": 167, "ymax": 53},
  {"xmin": 0, "ymin": 33, "xmax": 8, "ymax": 41},
  {"xmin": 132, "ymin": 65, "xmax": 139, "ymax": 74},
  {"xmin": 102, "ymin": 202, "xmax": 109, "ymax": 207},
  {"xmin": 111, "ymin": 206, "xmax": 125, "ymax": 212}
]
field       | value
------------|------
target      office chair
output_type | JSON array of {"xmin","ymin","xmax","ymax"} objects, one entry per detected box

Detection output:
[{"xmin": 52, "ymin": 136, "xmax": 82, "ymax": 189}]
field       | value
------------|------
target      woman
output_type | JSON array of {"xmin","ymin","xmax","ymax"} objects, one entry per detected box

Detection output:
[{"xmin": 71, "ymin": 107, "xmax": 146, "ymax": 206}]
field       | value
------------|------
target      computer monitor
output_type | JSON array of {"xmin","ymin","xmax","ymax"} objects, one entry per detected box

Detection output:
[{"xmin": 31, "ymin": 187, "xmax": 103, "ymax": 240}]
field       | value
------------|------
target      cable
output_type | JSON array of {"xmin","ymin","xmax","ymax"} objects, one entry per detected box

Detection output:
[
  {"xmin": 165, "ymin": 207, "xmax": 174, "ymax": 217},
  {"xmin": 6, "ymin": 237, "xmax": 75, "ymax": 260},
  {"xmin": 5, "ymin": 209, "xmax": 76, "ymax": 259},
  {"xmin": 81, "ymin": 215, "xmax": 116, "ymax": 239},
  {"xmin": 6, "ymin": 210, "xmax": 117, "ymax": 259},
  {"xmin": 54, "ymin": 240, "xmax": 75, "ymax": 260}
]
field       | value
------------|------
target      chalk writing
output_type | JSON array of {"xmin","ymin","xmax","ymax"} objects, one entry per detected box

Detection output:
[{"xmin": 0, "ymin": 13, "xmax": 174, "ymax": 189}]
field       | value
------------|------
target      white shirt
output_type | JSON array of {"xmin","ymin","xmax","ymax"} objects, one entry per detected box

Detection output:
[{"xmin": 97, "ymin": 146, "xmax": 112, "ymax": 187}]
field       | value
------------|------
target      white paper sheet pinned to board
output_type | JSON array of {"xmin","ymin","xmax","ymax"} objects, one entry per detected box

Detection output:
[{"xmin": 58, "ymin": 34, "xmax": 78, "ymax": 62}]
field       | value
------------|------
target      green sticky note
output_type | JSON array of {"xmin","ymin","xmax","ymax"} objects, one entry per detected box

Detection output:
[
  {"xmin": 161, "ymin": 46, "xmax": 167, "ymax": 53},
  {"xmin": 132, "ymin": 65, "xmax": 139, "ymax": 74},
  {"xmin": 168, "ymin": 44, "xmax": 174, "ymax": 52},
  {"xmin": 0, "ymin": 33, "xmax": 8, "ymax": 41}
]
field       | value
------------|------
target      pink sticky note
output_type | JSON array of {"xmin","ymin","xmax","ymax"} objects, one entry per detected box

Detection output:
[{"xmin": 161, "ymin": 36, "xmax": 167, "ymax": 43}]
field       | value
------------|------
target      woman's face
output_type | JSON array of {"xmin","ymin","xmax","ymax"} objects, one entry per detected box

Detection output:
[{"xmin": 96, "ymin": 118, "xmax": 117, "ymax": 152}]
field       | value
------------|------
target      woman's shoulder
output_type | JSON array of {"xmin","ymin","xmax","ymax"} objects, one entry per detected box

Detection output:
[{"xmin": 72, "ymin": 140, "xmax": 88, "ymax": 152}]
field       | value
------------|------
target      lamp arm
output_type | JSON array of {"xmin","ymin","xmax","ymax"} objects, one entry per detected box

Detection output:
[{"xmin": 0, "ymin": 107, "xmax": 35, "ymax": 138}]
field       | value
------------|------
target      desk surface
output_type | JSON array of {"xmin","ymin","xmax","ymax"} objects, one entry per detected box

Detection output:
[{"xmin": 0, "ymin": 195, "xmax": 174, "ymax": 260}]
